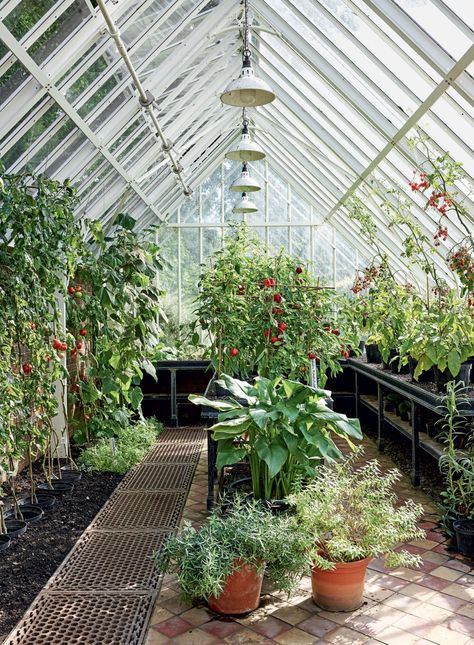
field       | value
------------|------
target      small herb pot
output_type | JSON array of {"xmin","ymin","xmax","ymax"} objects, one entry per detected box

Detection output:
[
  {"xmin": 5, "ymin": 519, "xmax": 27, "ymax": 538},
  {"xmin": 20, "ymin": 495, "xmax": 56, "ymax": 511},
  {"xmin": 0, "ymin": 534, "xmax": 11, "ymax": 553},
  {"xmin": 208, "ymin": 560, "xmax": 263, "ymax": 615},
  {"xmin": 453, "ymin": 519, "xmax": 474, "ymax": 557},
  {"xmin": 60, "ymin": 468, "xmax": 82, "ymax": 483},
  {"xmin": 37, "ymin": 480, "xmax": 74, "ymax": 496},
  {"xmin": 311, "ymin": 556, "xmax": 372, "ymax": 612},
  {"xmin": 13, "ymin": 505, "xmax": 44, "ymax": 524},
  {"xmin": 365, "ymin": 344, "xmax": 382, "ymax": 364}
]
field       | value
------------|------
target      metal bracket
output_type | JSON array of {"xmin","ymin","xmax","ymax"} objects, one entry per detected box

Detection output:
[{"xmin": 138, "ymin": 90, "xmax": 155, "ymax": 108}]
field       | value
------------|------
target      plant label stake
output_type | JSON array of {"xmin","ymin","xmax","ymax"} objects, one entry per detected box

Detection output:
[
  {"xmin": 310, "ymin": 358, "xmax": 318, "ymax": 389},
  {"xmin": 110, "ymin": 437, "xmax": 117, "ymax": 455}
]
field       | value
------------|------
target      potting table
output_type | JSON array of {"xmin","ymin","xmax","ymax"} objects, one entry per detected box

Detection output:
[
  {"xmin": 141, "ymin": 360, "xmax": 212, "ymax": 426},
  {"xmin": 347, "ymin": 358, "xmax": 474, "ymax": 486}
]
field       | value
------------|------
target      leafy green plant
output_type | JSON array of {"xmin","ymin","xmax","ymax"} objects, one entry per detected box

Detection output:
[
  {"xmin": 399, "ymin": 289, "xmax": 474, "ymax": 379},
  {"xmin": 78, "ymin": 418, "xmax": 162, "ymax": 474},
  {"xmin": 0, "ymin": 163, "xmax": 81, "ymax": 501},
  {"xmin": 437, "ymin": 381, "xmax": 474, "ymax": 536},
  {"xmin": 67, "ymin": 215, "xmax": 165, "ymax": 443},
  {"xmin": 288, "ymin": 449, "xmax": 425, "ymax": 570},
  {"xmin": 190, "ymin": 374, "xmax": 361, "ymax": 500},
  {"xmin": 156, "ymin": 497, "xmax": 309, "ymax": 602},
  {"xmin": 193, "ymin": 224, "xmax": 348, "ymax": 386}
]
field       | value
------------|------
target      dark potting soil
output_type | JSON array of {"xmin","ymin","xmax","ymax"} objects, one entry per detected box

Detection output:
[{"xmin": 0, "ymin": 471, "xmax": 122, "ymax": 644}]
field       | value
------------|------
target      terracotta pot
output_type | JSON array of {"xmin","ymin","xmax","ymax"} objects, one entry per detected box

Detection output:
[
  {"xmin": 208, "ymin": 559, "xmax": 263, "ymax": 615},
  {"xmin": 311, "ymin": 556, "xmax": 372, "ymax": 612}
]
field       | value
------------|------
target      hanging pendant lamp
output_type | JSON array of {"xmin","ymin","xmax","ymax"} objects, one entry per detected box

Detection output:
[
  {"xmin": 230, "ymin": 162, "xmax": 261, "ymax": 192},
  {"xmin": 225, "ymin": 119, "xmax": 265, "ymax": 161},
  {"xmin": 233, "ymin": 192, "xmax": 258, "ymax": 214},
  {"xmin": 220, "ymin": 0, "xmax": 275, "ymax": 107},
  {"xmin": 220, "ymin": 50, "xmax": 275, "ymax": 107}
]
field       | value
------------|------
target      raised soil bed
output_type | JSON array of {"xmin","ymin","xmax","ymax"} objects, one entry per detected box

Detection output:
[{"xmin": 0, "ymin": 471, "xmax": 122, "ymax": 644}]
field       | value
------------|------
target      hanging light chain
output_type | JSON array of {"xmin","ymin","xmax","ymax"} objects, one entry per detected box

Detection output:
[{"xmin": 243, "ymin": 0, "xmax": 250, "ymax": 58}]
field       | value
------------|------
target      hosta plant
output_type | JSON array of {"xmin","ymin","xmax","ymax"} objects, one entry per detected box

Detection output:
[
  {"xmin": 155, "ymin": 497, "xmax": 309, "ymax": 602},
  {"xmin": 288, "ymin": 449, "xmax": 425, "ymax": 570},
  {"xmin": 190, "ymin": 374, "xmax": 362, "ymax": 500}
]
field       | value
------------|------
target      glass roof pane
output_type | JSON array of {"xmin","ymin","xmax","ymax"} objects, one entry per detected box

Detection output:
[
  {"xmin": 3, "ymin": 0, "xmax": 57, "ymax": 39},
  {"xmin": 392, "ymin": 0, "xmax": 472, "ymax": 59},
  {"xmin": 27, "ymin": 1, "xmax": 89, "ymax": 65}
]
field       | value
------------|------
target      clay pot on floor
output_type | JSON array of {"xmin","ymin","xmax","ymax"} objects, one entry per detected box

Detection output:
[
  {"xmin": 311, "ymin": 556, "xmax": 372, "ymax": 612},
  {"xmin": 207, "ymin": 560, "xmax": 263, "ymax": 615}
]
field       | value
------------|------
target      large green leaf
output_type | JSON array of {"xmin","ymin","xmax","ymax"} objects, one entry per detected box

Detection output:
[
  {"xmin": 334, "ymin": 417, "xmax": 362, "ymax": 439},
  {"xmin": 129, "ymin": 386, "xmax": 143, "ymax": 409},
  {"xmin": 254, "ymin": 435, "xmax": 288, "ymax": 478},
  {"xmin": 211, "ymin": 418, "xmax": 251, "ymax": 439},
  {"xmin": 216, "ymin": 439, "xmax": 247, "ymax": 471},
  {"xmin": 188, "ymin": 394, "xmax": 239, "ymax": 411},
  {"xmin": 447, "ymin": 351, "xmax": 461, "ymax": 377},
  {"xmin": 249, "ymin": 407, "xmax": 269, "ymax": 429},
  {"xmin": 216, "ymin": 375, "xmax": 255, "ymax": 402}
]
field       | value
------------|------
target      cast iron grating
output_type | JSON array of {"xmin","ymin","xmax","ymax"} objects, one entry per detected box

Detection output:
[
  {"xmin": 144, "ymin": 441, "xmax": 203, "ymax": 464},
  {"xmin": 91, "ymin": 490, "xmax": 187, "ymax": 530},
  {"xmin": 157, "ymin": 426, "xmax": 207, "ymax": 444},
  {"xmin": 6, "ymin": 592, "xmax": 153, "ymax": 645},
  {"xmin": 48, "ymin": 531, "xmax": 169, "ymax": 591},
  {"xmin": 120, "ymin": 463, "xmax": 197, "ymax": 491}
]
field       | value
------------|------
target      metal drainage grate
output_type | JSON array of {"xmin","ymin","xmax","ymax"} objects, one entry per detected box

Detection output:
[
  {"xmin": 144, "ymin": 441, "xmax": 203, "ymax": 464},
  {"xmin": 120, "ymin": 463, "xmax": 197, "ymax": 492},
  {"xmin": 6, "ymin": 592, "xmax": 153, "ymax": 645},
  {"xmin": 157, "ymin": 426, "xmax": 207, "ymax": 444},
  {"xmin": 91, "ymin": 490, "xmax": 187, "ymax": 530},
  {"xmin": 48, "ymin": 531, "xmax": 169, "ymax": 592}
]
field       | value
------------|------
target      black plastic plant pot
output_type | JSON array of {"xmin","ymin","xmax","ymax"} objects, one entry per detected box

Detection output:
[
  {"xmin": 453, "ymin": 519, "xmax": 474, "ymax": 557},
  {"xmin": 0, "ymin": 534, "xmax": 11, "ymax": 553},
  {"xmin": 60, "ymin": 468, "xmax": 82, "ymax": 483},
  {"xmin": 37, "ymin": 480, "xmax": 74, "ymax": 496},
  {"xmin": 384, "ymin": 401, "xmax": 396, "ymax": 413},
  {"xmin": 12, "ymin": 505, "xmax": 44, "ymax": 524},
  {"xmin": 20, "ymin": 494, "xmax": 56, "ymax": 511},
  {"xmin": 365, "ymin": 344, "xmax": 382, "ymax": 364},
  {"xmin": 5, "ymin": 519, "xmax": 27, "ymax": 538},
  {"xmin": 435, "ymin": 363, "xmax": 472, "ymax": 392}
]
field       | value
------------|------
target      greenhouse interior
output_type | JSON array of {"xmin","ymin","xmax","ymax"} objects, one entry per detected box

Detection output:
[{"xmin": 0, "ymin": 0, "xmax": 473, "ymax": 643}]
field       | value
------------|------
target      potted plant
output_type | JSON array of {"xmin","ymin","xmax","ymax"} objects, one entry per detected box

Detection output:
[
  {"xmin": 287, "ymin": 449, "xmax": 425, "ymax": 612},
  {"xmin": 398, "ymin": 289, "xmax": 474, "ymax": 387},
  {"xmin": 155, "ymin": 498, "xmax": 308, "ymax": 615},
  {"xmin": 437, "ymin": 381, "xmax": 474, "ymax": 555},
  {"xmin": 190, "ymin": 374, "xmax": 362, "ymax": 501},
  {"xmin": 193, "ymin": 224, "xmax": 347, "ymax": 386}
]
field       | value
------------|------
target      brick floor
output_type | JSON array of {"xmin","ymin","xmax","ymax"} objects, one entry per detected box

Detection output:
[{"xmin": 146, "ymin": 438, "xmax": 473, "ymax": 645}]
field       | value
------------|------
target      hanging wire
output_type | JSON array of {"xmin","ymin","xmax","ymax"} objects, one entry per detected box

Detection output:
[{"xmin": 243, "ymin": 0, "xmax": 250, "ymax": 58}]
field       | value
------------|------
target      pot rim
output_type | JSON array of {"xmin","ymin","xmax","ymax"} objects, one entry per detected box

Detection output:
[{"xmin": 312, "ymin": 555, "xmax": 373, "ymax": 572}]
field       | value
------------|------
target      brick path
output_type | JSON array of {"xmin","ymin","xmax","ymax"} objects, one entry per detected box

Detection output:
[{"xmin": 146, "ymin": 436, "xmax": 473, "ymax": 645}]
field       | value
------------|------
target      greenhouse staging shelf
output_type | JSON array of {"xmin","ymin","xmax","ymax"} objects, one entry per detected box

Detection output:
[
  {"xmin": 349, "ymin": 358, "xmax": 474, "ymax": 486},
  {"xmin": 3, "ymin": 428, "xmax": 206, "ymax": 645},
  {"xmin": 145, "ymin": 434, "xmax": 474, "ymax": 645}
]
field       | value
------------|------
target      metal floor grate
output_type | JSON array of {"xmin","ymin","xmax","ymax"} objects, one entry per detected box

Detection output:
[
  {"xmin": 120, "ymin": 462, "xmax": 197, "ymax": 491},
  {"xmin": 48, "ymin": 531, "xmax": 168, "ymax": 591},
  {"xmin": 144, "ymin": 441, "xmax": 203, "ymax": 464},
  {"xmin": 91, "ymin": 490, "xmax": 187, "ymax": 530},
  {"xmin": 157, "ymin": 426, "xmax": 207, "ymax": 444},
  {"xmin": 5, "ymin": 593, "xmax": 153, "ymax": 645},
  {"xmin": 6, "ymin": 427, "xmax": 205, "ymax": 645}
]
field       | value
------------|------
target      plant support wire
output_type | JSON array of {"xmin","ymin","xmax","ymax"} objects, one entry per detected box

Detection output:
[{"xmin": 95, "ymin": 0, "xmax": 192, "ymax": 197}]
